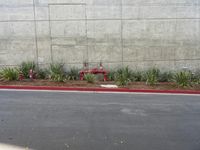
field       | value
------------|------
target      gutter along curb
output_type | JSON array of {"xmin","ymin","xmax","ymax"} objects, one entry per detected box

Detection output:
[{"xmin": 0, "ymin": 85, "xmax": 200, "ymax": 95}]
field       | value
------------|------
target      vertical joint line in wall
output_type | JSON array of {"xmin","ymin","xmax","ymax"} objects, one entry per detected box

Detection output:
[
  {"xmin": 197, "ymin": 0, "xmax": 200, "ymax": 46},
  {"xmin": 174, "ymin": 2, "xmax": 178, "ymax": 67},
  {"xmin": 197, "ymin": 0, "xmax": 200, "ymax": 63},
  {"xmin": 120, "ymin": 0, "xmax": 123, "ymax": 66},
  {"xmin": 196, "ymin": 0, "xmax": 200, "ymax": 51},
  {"xmin": 85, "ymin": 4, "xmax": 89, "ymax": 63},
  {"xmin": 33, "ymin": 0, "xmax": 39, "ymax": 68},
  {"xmin": 48, "ymin": 5, "xmax": 53, "ymax": 63}
]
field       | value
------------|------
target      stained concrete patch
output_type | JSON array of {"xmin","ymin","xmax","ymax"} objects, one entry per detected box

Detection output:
[
  {"xmin": 121, "ymin": 108, "xmax": 147, "ymax": 116},
  {"xmin": 100, "ymin": 84, "xmax": 118, "ymax": 88},
  {"xmin": 0, "ymin": 143, "xmax": 32, "ymax": 150}
]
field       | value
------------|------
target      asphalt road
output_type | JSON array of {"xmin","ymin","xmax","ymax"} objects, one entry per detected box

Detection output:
[{"xmin": 0, "ymin": 90, "xmax": 200, "ymax": 150}]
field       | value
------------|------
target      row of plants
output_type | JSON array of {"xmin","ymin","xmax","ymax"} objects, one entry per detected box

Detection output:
[
  {"xmin": 108, "ymin": 67, "xmax": 200, "ymax": 87},
  {"xmin": 0, "ymin": 62, "xmax": 79, "ymax": 82},
  {"xmin": 0, "ymin": 62, "xmax": 200, "ymax": 87}
]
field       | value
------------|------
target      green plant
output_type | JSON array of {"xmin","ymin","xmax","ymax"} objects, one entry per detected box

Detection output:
[
  {"xmin": 0, "ymin": 67, "xmax": 19, "ymax": 81},
  {"xmin": 191, "ymin": 70, "xmax": 200, "ymax": 85},
  {"xmin": 37, "ymin": 68, "xmax": 49, "ymax": 79},
  {"xmin": 115, "ymin": 67, "xmax": 133, "ymax": 86},
  {"xmin": 107, "ymin": 70, "xmax": 116, "ymax": 81},
  {"xmin": 20, "ymin": 61, "xmax": 36, "ymax": 78},
  {"xmin": 145, "ymin": 68, "xmax": 160, "ymax": 85},
  {"xmin": 84, "ymin": 73, "xmax": 95, "ymax": 83},
  {"xmin": 132, "ymin": 71, "xmax": 143, "ymax": 82},
  {"xmin": 49, "ymin": 63, "xmax": 65, "ymax": 82},
  {"xmin": 67, "ymin": 68, "xmax": 79, "ymax": 80},
  {"xmin": 174, "ymin": 71, "xmax": 192, "ymax": 87},
  {"xmin": 158, "ymin": 71, "xmax": 174, "ymax": 82}
]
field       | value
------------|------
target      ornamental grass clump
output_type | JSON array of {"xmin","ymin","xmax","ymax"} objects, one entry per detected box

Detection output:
[
  {"xmin": 49, "ymin": 63, "xmax": 65, "ymax": 82},
  {"xmin": 84, "ymin": 73, "xmax": 95, "ymax": 83},
  {"xmin": 115, "ymin": 67, "xmax": 133, "ymax": 86},
  {"xmin": 174, "ymin": 71, "xmax": 192, "ymax": 87},
  {"xmin": 0, "ymin": 67, "xmax": 19, "ymax": 81},
  {"xmin": 145, "ymin": 68, "xmax": 160, "ymax": 85}
]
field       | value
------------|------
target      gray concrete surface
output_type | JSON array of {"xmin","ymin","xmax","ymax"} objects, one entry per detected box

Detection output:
[
  {"xmin": 0, "ymin": 90, "xmax": 200, "ymax": 150},
  {"xmin": 0, "ymin": 0, "xmax": 199, "ymax": 70}
]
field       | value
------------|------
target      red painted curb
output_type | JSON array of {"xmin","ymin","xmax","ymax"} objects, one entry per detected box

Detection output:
[{"xmin": 0, "ymin": 85, "xmax": 200, "ymax": 95}]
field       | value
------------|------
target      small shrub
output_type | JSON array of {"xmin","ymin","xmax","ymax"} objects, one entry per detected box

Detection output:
[
  {"xmin": 174, "ymin": 71, "xmax": 192, "ymax": 87},
  {"xmin": 115, "ymin": 67, "xmax": 133, "ymax": 86},
  {"xmin": 37, "ymin": 68, "xmax": 49, "ymax": 79},
  {"xmin": 67, "ymin": 68, "xmax": 79, "ymax": 80},
  {"xmin": 107, "ymin": 70, "xmax": 116, "ymax": 81},
  {"xmin": 84, "ymin": 73, "xmax": 95, "ymax": 83},
  {"xmin": 191, "ymin": 70, "xmax": 200, "ymax": 85},
  {"xmin": 49, "ymin": 63, "xmax": 65, "ymax": 82},
  {"xmin": 132, "ymin": 71, "xmax": 143, "ymax": 82},
  {"xmin": 0, "ymin": 68, "xmax": 19, "ymax": 81},
  {"xmin": 158, "ymin": 71, "xmax": 174, "ymax": 82},
  {"xmin": 20, "ymin": 61, "xmax": 36, "ymax": 78},
  {"xmin": 145, "ymin": 68, "xmax": 160, "ymax": 85}
]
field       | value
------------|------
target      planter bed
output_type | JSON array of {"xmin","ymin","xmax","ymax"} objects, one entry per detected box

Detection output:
[{"xmin": 0, "ymin": 80, "xmax": 200, "ymax": 91}]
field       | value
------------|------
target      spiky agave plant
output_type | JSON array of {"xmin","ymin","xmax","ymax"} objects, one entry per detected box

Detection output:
[
  {"xmin": 84, "ymin": 73, "xmax": 95, "ymax": 83},
  {"xmin": 0, "ymin": 67, "xmax": 19, "ymax": 81},
  {"xmin": 174, "ymin": 71, "xmax": 192, "ymax": 87},
  {"xmin": 145, "ymin": 68, "xmax": 160, "ymax": 85},
  {"xmin": 49, "ymin": 63, "xmax": 65, "ymax": 82},
  {"xmin": 115, "ymin": 67, "xmax": 133, "ymax": 86}
]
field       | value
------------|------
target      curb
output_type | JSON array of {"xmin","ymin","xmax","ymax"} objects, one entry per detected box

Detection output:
[{"xmin": 0, "ymin": 85, "xmax": 200, "ymax": 95}]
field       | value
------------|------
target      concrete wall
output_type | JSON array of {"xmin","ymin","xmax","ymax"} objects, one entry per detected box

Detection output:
[{"xmin": 0, "ymin": 0, "xmax": 199, "ymax": 71}]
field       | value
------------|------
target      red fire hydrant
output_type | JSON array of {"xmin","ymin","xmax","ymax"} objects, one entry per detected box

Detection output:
[{"xmin": 79, "ymin": 62, "xmax": 108, "ymax": 81}]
